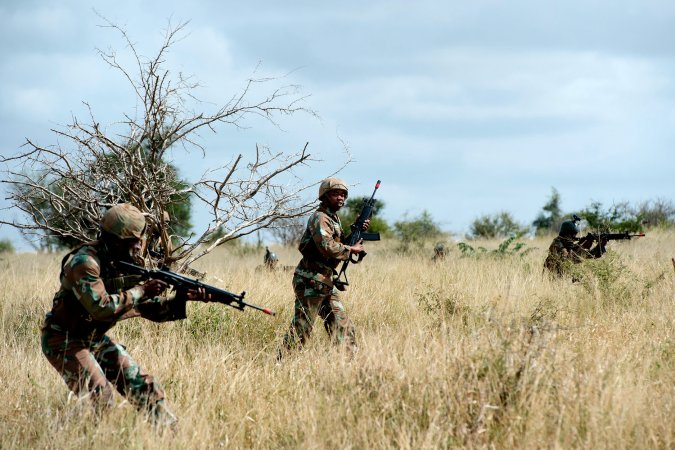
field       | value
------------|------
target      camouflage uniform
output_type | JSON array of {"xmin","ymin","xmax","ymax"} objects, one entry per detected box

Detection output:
[
  {"xmin": 543, "ymin": 235, "xmax": 605, "ymax": 277},
  {"xmin": 255, "ymin": 248, "xmax": 293, "ymax": 273},
  {"xmin": 145, "ymin": 210, "xmax": 173, "ymax": 267},
  {"xmin": 281, "ymin": 204, "xmax": 356, "ymax": 351},
  {"xmin": 432, "ymin": 243, "xmax": 447, "ymax": 262},
  {"xmin": 41, "ymin": 205, "xmax": 185, "ymax": 424}
]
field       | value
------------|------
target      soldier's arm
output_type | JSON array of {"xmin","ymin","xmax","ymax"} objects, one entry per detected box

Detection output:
[
  {"xmin": 311, "ymin": 213, "xmax": 351, "ymax": 260},
  {"xmin": 67, "ymin": 254, "xmax": 144, "ymax": 322},
  {"xmin": 569, "ymin": 242, "xmax": 594, "ymax": 261},
  {"xmin": 134, "ymin": 294, "xmax": 187, "ymax": 322}
]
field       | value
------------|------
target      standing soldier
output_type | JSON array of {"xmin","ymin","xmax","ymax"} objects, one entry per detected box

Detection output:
[
  {"xmin": 41, "ymin": 204, "xmax": 206, "ymax": 427},
  {"xmin": 544, "ymin": 218, "xmax": 608, "ymax": 277},
  {"xmin": 279, "ymin": 177, "xmax": 370, "ymax": 357}
]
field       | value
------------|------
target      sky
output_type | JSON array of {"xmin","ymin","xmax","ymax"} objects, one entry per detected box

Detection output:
[{"xmin": 1, "ymin": 1, "xmax": 674, "ymax": 250}]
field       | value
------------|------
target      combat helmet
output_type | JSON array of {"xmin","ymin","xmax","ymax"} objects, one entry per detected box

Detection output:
[
  {"xmin": 558, "ymin": 219, "xmax": 579, "ymax": 237},
  {"xmin": 434, "ymin": 242, "xmax": 446, "ymax": 255},
  {"xmin": 318, "ymin": 177, "xmax": 348, "ymax": 200},
  {"xmin": 101, "ymin": 204, "xmax": 146, "ymax": 240}
]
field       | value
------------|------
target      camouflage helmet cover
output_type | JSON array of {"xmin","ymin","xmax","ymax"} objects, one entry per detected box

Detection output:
[
  {"xmin": 101, "ymin": 204, "xmax": 146, "ymax": 240},
  {"xmin": 559, "ymin": 220, "xmax": 579, "ymax": 236},
  {"xmin": 434, "ymin": 242, "xmax": 446, "ymax": 254},
  {"xmin": 318, "ymin": 177, "xmax": 349, "ymax": 199}
]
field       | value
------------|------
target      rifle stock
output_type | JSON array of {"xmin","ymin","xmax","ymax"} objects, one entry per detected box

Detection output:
[{"xmin": 118, "ymin": 261, "xmax": 275, "ymax": 316}]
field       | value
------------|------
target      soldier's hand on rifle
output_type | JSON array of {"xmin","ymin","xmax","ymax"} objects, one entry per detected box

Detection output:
[
  {"xmin": 186, "ymin": 287, "xmax": 212, "ymax": 302},
  {"xmin": 362, "ymin": 218, "xmax": 371, "ymax": 231},
  {"xmin": 141, "ymin": 279, "xmax": 169, "ymax": 298},
  {"xmin": 349, "ymin": 239, "xmax": 365, "ymax": 254},
  {"xmin": 578, "ymin": 234, "xmax": 594, "ymax": 249}
]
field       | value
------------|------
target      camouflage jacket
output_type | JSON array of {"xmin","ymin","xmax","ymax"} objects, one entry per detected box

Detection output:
[
  {"xmin": 543, "ymin": 236, "xmax": 604, "ymax": 276},
  {"xmin": 295, "ymin": 204, "xmax": 351, "ymax": 286},
  {"xmin": 44, "ymin": 242, "xmax": 186, "ymax": 339}
]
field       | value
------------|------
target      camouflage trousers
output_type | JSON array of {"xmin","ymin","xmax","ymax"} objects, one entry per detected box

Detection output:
[
  {"xmin": 281, "ymin": 274, "xmax": 356, "ymax": 352},
  {"xmin": 41, "ymin": 325, "xmax": 166, "ymax": 415}
]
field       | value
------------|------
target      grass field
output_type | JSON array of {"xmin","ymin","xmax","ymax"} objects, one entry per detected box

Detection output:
[{"xmin": 0, "ymin": 233, "xmax": 672, "ymax": 449}]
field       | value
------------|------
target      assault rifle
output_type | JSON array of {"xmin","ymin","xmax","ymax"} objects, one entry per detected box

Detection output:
[
  {"xmin": 118, "ymin": 261, "xmax": 275, "ymax": 316},
  {"xmin": 578, "ymin": 232, "xmax": 645, "ymax": 242},
  {"xmin": 148, "ymin": 248, "xmax": 207, "ymax": 280},
  {"xmin": 334, "ymin": 180, "xmax": 381, "ymax": 291}
]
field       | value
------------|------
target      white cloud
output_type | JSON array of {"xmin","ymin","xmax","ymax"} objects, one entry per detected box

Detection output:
[{"xmin": 1, "ymin": 1, "xmax": 674, "ymax": 249}]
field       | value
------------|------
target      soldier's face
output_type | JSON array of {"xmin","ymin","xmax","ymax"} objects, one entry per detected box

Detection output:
[
  {"xmin": 112, "ymin": 237, "xmax": 143, "ymax": 262},
  {"xmin": 326, "ymin": 189, "xmax": 347, "ymax": 210}
]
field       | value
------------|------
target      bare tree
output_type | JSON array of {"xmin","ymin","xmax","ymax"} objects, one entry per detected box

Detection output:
[
  {"xmin": 268, "ymin": 216, "xmax": 307, "ymax": 247},
  {"xmin": 0, "ymin": 19, "xmax": 347, "ymax": 270}
]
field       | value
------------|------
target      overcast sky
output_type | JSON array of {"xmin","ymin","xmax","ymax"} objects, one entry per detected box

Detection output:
[{"xmin": 1, "ymin": 1, "xmax": 674, "ymax": 250}]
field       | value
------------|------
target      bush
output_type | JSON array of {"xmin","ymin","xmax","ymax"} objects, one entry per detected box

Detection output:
[
  {"xmin": 393, "ymin": 210, "xmax": 443, "ymax": 247},
  {"xmin": 576, "ymin": 201, "xmax": 643, "ymax": 233},
  {"xmin": 532, "ymin": 187, "xmax": 563, "ymax": 235},
  {"xmin": 633, "ymin": 198, "xmax": 675, "ymax": 228},
  {"xmin": 457, "ymin": 236, "xmax": 535, "ymax": 258},
  {"xmin": 469, "ymin": 211, "xmax": 528, "ymax": 239},
  {"xmin": 0, "ymin": 239, "xmax": 15, "ymax": 254},
  {"xmin": 340, "ymin": 196, "xmax": 391, "ymax": 236}
]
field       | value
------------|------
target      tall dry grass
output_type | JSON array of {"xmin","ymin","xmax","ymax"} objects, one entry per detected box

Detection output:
[{"xmin": 0, "ymin": 233, "xmax": 672, "ymax": 449}]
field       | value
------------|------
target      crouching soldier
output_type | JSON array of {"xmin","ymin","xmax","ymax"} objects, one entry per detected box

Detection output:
[
  {"xmin": 279, "ymin": 177, "xmax": 369, "ymax": 358},
  {"xmin": 432, "ymin": 242, "xmax": 447, "ymax": 262},
  {"xmin": 41, "ymin": 204, "xmax": 207, "ymax": 427},
  {"xmin": 544, "ymin": 218, "xmax": 608, "ymax": 278}
]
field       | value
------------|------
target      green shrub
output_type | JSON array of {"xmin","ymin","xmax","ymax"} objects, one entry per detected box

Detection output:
[
  {"xmin": 469, "ymin": 211, "xmax": 528, "ymax": 239},
  {"xmin": 0, "ymin": 239, "xmax": 15, "ymax": 254},
  {"xmin": 576, "ymin": 201, "xmax": 643, "ymax": 233},
  {"xmin": 457, "ymin": 236, "xmax": 535, "ymax": 258}
]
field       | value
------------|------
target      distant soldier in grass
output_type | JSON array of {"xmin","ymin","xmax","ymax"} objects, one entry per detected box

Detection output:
[
  {"xmin": 146, "ymin": 210, "xmax": 206, "ymax": 279},
  {"xmin": 255, "ymin": 247, "xmax": 294, "ymax": 273},
  {"xmin": 41, "ymin": 204, "xmax": 208, "ymax": 427},
  {"xmin": 544, "ymin": 218, "xmax": 608, "ymax": 278},
  {"xmin": 432, "ymin": 242, "xmax": 447, "ymax": 262},
  {"xmin": 146, "ymin": 210, "xmax": 173, "ymax": 265},
  {"xmin": 279, "ymin": 177, "xmax": 370, "ymax": 357}
]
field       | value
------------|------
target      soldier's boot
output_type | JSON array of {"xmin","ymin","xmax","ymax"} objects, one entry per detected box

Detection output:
[{"xmin": 148, "ymin": 400, "xmax": 178, "ymax": 430}]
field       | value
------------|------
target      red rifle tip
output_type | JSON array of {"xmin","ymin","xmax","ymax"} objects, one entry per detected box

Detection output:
[{"xmin": 263, "ymin": 308, "xmax": 276, "ymax": 316}]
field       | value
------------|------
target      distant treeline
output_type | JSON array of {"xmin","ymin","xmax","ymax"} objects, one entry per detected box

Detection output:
[
  {"xmin": 4, "ymin": 188, "xmax": 672, "ymax": 252},
  {"xmin": 338, "ymin": 188, "xmax": 674, "ymax": 243}
]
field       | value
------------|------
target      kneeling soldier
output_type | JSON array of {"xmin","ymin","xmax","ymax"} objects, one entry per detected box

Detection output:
[
  {"xmin": 41, "ymin": 204, "xmax": 206, "ymax": 427},
  {"xmin": 544, "ymin": 218, "xmax": 608, "ymax": 278}
]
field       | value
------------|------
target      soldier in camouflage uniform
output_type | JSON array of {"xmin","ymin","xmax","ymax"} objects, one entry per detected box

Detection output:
[
  {"xmin": 264, "ymin": 247, "xmax": 279, "ymax": 270},
  {"xmin": 146, "ymin": 210, "xmax": 172, "ymax": 264},
  {"xmin": 432, "ymin": 242, "xmax": 447, "ymax": 262},
  {"xmin": 41, "ymin": 204, "xmax": 207, "ymax": 427},
  {"xmin": 145, "ymin": 210, "xmax": 206, "ymax": 279},
  {"xmin": 279, "ymin": 177, "xmax": 370, "ymax": 356},
  {"xmin": 544, "ymin": 218, "xmax": 608, "ymax": 277},
  {"xmin": 255, "ymin": 247, "xmax": 294, "ymax": 273}
]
